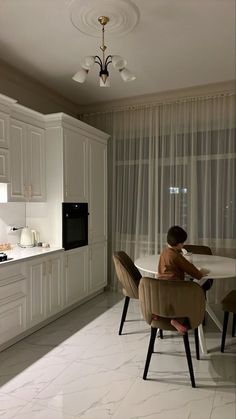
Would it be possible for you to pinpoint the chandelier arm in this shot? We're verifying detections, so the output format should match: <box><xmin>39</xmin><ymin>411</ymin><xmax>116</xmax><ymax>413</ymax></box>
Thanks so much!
<box><xmin>105</xmin><ymin>55</ymin><xmax>112</xmax><ymax>68</ymax></box>
<box><xmin>94</xmin><ymin>55</ymin><xmax>103</xmax><ymax>68</ymax></box>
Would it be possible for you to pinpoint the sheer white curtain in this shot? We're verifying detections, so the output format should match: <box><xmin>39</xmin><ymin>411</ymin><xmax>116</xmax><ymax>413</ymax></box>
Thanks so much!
<box><xmin>81</xmin><ymin>93</ymin><xmax>236</xmax><ymax>301</ymax></box>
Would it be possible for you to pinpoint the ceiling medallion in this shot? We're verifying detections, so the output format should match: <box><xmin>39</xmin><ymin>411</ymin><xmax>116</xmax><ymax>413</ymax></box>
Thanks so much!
<box><xmin>70</xmin><ymin>0</ymin><xmax>139</xmax><ymax>37</ymax></box>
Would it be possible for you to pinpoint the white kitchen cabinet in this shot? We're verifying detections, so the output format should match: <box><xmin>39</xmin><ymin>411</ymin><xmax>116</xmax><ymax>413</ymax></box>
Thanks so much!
<box><xmin>45</xmin><ymin>114</ymin><xmax>109</xmax><ymax>249</ymax></box>
<box><xmin>88</xmin><ymin>241</ymin><xmax>107</xmax><ymax>295</ymax></box>
<box><xmin>0</xmin><ymin>263</ymin><xmax>27</xmax><ymax>346</ymax></box>
<box><xmin>27</xmin><ymin>256</ymin><xmax>46</xmax><ymax>326</ymax></box>
<box><xmin>88</xmin><ymin>139</ymin><xmax>107</xmax><ymax>243</ymax></box>
<box><xmin>64</xmin><ymin>127</ymin><xmax>88</xmax><ymax>202</ymax></box>
<box><xmin>27</xmin><ymin>252</ymin><xmax>63</xmax><ymax>327</ymax></box>
<box><xmin>8</xmin><ymin>117</ymin><xmax>46</xmax><ymax>202</ymax></box>
<box><xmin>46</xmin><ymin>254</ymin><xmax>62</xmax><ymax>317</ymax></box>
<box><xmin>63</xmin><ymin>247</ymin><xmax>89</xmax><ymax>307</ymax></box>
<box><xmin>0</xmin><ymin>110</ymin><xmax>11</xmax><ymax>182</ymax></box>
<box><xmin>0</xmin><ymin>110</ymin><xmax>9</xmax><ymax>148</ymax></box>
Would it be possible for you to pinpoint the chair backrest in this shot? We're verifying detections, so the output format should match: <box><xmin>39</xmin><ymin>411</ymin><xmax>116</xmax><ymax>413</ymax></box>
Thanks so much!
<box><xmin>183</xmin><ymin>244</ymin><xmax>212</xmax><ymax>255</ymax></box>
<box><xmin>113</xmin><ymin>251</ymin><xmax>142</xmax><ymax>299</ymax></box>
<box><xmin>139</xmin><ymin>277</ymin><xmax>205</xmax><ymax>330</ymax></box>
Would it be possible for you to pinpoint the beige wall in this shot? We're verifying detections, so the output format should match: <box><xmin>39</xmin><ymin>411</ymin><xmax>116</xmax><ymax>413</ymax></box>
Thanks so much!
<box><xmin>0</xmin><ymin>59</ymin><xmax>81</xmax><ymax>117</ymax></box>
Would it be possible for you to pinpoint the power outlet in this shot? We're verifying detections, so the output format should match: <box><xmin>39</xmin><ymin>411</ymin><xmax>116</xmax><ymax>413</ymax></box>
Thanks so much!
<box><xmin>6</xmin><ymin>226</ymin><xmax>18</xmax><ymax>234</ymax></box>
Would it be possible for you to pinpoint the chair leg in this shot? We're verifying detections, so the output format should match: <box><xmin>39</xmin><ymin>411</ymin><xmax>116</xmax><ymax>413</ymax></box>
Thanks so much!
<box><xmin>183</xmin><ymin>332</ymin><xmax>196</xmax><ymax>388</ymax></box>
<box><xmin>194</xmin><ymin>328</ymin><xmax>200</xmax><ymax>360</ymax></box>
<box><xmin>159</xmin><ymin>329</ymin><xmax>163</xmax><ymax>339</ymax></box>
<box><xmin>143</xmin><ymin>327</ymin><xmax>157</xmax><ymax>380</ymax></box>
<box><xmin>221</xmin><ymin>311</ymin><xmax>229</xmax><ymax>352</ymax></box>
<box><xmin>232</xmin><ymin>313</ymin><xmax>236</xmax><ymax>337</ymax></box>
<box><xmin>119</xmin><ymin>296</ymin><xmax>130</xmax><ymax>335</ymax></box>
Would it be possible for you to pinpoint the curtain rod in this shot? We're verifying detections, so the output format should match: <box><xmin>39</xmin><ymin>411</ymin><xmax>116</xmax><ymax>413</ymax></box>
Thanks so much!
<box><xmin>79</xmin><ymin>90</ymin><xmax>235</xmax><ymax>118</ymax></box>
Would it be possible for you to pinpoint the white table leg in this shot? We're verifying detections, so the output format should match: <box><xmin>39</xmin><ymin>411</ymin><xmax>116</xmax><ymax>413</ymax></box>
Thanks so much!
<box><xmin>198</xmin><ymin>324</ymin><xmax>208</xmax><ymax>354</ymax></box>
<box><xmin>205</xmin><ymin>301</ymin><xmax>223</xmax><ymax>331</ymax></box>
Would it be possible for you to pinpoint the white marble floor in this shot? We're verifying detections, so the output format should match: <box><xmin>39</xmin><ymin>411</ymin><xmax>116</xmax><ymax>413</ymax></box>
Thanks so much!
<box><xmin>0</xmin><ymin>291</ymin><xmax>235</xmax><ymax>419</ymax></box>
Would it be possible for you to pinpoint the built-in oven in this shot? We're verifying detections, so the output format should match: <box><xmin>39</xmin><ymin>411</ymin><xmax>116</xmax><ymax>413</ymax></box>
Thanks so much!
<box><xmin>62</xmin><ymin>203</ymin><xmax>89</xmax><ymax>250</ymax></box>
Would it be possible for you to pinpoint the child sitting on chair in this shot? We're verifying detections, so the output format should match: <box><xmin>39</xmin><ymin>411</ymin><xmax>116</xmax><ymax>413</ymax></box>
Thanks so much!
<box><xmin>155</xmin><ymin>225</ymin><xmax>209</xmax><ymax>334</ymax></box>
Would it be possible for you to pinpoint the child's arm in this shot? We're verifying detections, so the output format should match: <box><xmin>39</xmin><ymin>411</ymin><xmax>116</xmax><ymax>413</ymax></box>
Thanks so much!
<box><xmin>176</xmin><ymin>254</ymin><xmax>205</xmax><ymax>280</ymax></box>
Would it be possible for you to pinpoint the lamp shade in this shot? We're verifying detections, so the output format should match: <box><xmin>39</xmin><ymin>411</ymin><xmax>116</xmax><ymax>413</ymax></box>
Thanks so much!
<box><xmin>119</xmin><ymin>68</ymin><xmax>136</xmax><ymax>82</ymax></box>
<box><xmin>111</xmin><ymin>55</ymin><xmax>127</xmax><ymax>70</ymax></box>
<box><xmin>99</xmin><ymin>76</ymin><xmax>110</xmax><ymax>87</ymax></box>
<box><xmin>81</xmin><ymin>56</ymin><xmax>95</xmax><ymax>70</ymax></box>
<box><xmin>72</xmin><ymin>68</ymin><xmax>88</xmax><ymax>83</ymax></box>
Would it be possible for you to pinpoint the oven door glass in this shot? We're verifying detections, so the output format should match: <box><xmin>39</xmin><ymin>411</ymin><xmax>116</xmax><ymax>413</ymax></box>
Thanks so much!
<box><xmin>62</xmin><ymin>203</ymin><xmax>88</xmax><ymax>250</ymax></box>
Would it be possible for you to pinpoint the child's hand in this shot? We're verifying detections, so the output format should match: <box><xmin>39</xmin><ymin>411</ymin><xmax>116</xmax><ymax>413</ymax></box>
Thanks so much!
<box><xmin>199</xmin><ymin>268</ymin><xmax>210</xmax><ymax>276</ymax></box>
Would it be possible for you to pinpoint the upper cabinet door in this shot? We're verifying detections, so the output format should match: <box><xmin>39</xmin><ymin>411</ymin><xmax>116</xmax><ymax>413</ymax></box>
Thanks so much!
<box><xmin>64</xmin><ymin>128</ymin><xmax>88</xmax><ymax>202</ymax></box>
<box><xmin>0</xmin><ymin>111</ymin><xmax>10</xmax><ymax>183</ymax></box>
<box><xmin>27</xmin><ymin>125</ymin><xmax>46</xmax><ymax>202</ymax></box>
<box><xmin>88</xmin><ymin>139</ymin><xmax>107</xmax><ymax>243</ymax></box>
<box><xmin>8</xmin><ymin>119</ymin><xmax>27</xmax><ymax>201</ymax></box>
<box><xmin>0</xmin><ymin>111</ymin><xmax>9</xmax><ymax>148</ymax></box>
<box><xmin>8</xmin><ymin>119</ymin><xmax>46</xmax><ymax>202</ymax></box>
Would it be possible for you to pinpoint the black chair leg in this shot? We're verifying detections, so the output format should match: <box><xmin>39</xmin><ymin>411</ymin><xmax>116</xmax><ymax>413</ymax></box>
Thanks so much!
<box><xmin>143</xmin><ymin>327</ymin><xmax>157</xmax><ymax>380</ymax></box>
<box><xmin>221</xmin><ymin>311</ymin><xmax>229</xmax><ymax>352</ymax></box>
<box><xmin>232</xmin><ymin>313</ymin><xmax>236</xmax><ymax>337</ymax></box>
<box><xmin>159</xmin><ymin>329</ymin><xmax>163</xmax><ymax>339</ymax></box>
<box><xmin>183</xmin><ymin>332</ymin><xmax>196</xmax><ymax>388</ymax></box>
<box><xmin>194</xmin><ymin>328</ymin><xmax>200</xmax><ymax>360</ymax></box>
<box><xmin>119</xmin><ymin>296</ymin><xmax>130</xmax><ymax>335</ymax></box>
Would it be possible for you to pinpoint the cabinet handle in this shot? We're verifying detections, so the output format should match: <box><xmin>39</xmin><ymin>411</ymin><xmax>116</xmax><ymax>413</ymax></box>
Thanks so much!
<box><xmin>49</xmin><ymin>260</ymin><xmax>52</xmax><ymax>274</ymax></box>
<box><xmin>29</xmin><ymin>184</ymin><xmax>32</xmax><ymax>199</ymax></box>
<box><xmin>24</xmin><ymin>184</ymin><xmax>28</xmax><ymax>199</ymax></box>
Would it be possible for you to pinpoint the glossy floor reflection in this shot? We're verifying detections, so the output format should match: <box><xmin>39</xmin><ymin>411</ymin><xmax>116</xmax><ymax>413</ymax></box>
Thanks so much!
<box><xmin>0</xmin><ymin>291</ymin><xmax>235</xmax><ymax>418</ymax></box>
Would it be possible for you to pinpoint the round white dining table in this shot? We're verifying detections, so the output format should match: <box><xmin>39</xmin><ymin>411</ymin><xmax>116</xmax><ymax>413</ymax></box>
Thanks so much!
<box><xmin>135</xmin><ymin>254</ymin><xmax>236</xmax><ymax>279</ymax></box>
<box><xmin>135</xmin><ymin>254</ymin><xmax>236</xmax><ymax>354</ymax></box>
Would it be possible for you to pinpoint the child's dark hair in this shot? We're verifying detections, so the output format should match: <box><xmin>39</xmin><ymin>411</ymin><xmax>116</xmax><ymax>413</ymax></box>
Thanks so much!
<box><xmin>167</xmin><ymin>226</ymin><xmax>187</xmax><ymax>246</ymax></box>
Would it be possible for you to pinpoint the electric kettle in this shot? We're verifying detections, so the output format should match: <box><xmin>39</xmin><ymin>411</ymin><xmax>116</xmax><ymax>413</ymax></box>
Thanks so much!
<box><xmin>20</xmin><ymin>227</ymin><xmax>35</xmax><ymax>247</ymax></box>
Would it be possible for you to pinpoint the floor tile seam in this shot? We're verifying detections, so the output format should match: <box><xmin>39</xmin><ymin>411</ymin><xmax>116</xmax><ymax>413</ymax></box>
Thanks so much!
<box><xmin>13</xmin><ymin>358</ymin><xmax>77</xmax><ymax>403</ymax></box>
<box><xmin>0</xmin><ymin>391</ymin><xmax>44</xmax><ymax>419</ymax></box>
<box><xmin>10</xmin><ymin>397</ymin><xmax>78</xmax><ymax>419</ymax></box>
<box><xmin>109</xmin><ymin>376</ymin><xmax>140</xmax><ymax>418</ymax></box>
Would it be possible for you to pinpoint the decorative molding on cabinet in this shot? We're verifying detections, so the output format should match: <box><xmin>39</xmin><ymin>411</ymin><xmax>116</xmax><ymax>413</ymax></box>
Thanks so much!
<box><xmin>44</xmin><ymin>113</ymin><xmax>110</xmax><ymax>144</ymax></box>
<box><xmin>0</xmin><ymin>93</ymin><xmax>17</xmax><ymax>114</ymax></box>
<box><xmin>11</xmin><ymin>103</ymin><xmax>45</xmax><ymax>128</ymax></box>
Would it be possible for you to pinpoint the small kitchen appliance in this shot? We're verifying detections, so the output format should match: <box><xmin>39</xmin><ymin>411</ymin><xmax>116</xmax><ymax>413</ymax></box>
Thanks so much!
<box><xmin>0</xmin><ymin>252</ymin><xmax>8</xmax><ymax>262</ymax></box>
<box><xmin>19</xmin><ymin>227</ymin><xmax>35</xmax><ymax>247</ymax></box>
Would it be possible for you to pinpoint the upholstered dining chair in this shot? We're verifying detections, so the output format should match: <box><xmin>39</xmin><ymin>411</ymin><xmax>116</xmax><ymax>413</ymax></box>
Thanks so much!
<box><xmin>220</xmin><ymin>290</ymin><xmax>236</xmax><ymax>352</ymax></box>
<box><xmin>139</xmin><ymin>277</ymin><xmax>206</xmax><ymax>388</ymax></box>
<box><xmin>183</xmin><ymin>244</ymin><xmax>213</xmax><ymax>256</ymax></box>
<box><xmin>113</xmin><ymin>251</ymin><xmax>142</xmax><ymax>335</ymax></box>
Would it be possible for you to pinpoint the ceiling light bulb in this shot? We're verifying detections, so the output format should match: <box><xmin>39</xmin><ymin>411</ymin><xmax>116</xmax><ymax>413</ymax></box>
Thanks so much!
<box><xmin>81</xmin><ymin>56</ymin><xmax>95</xmax><ymax>70</ymax></box>
<box><xmin>72</xmin><ymin>68</ymin><xmax>88</xmax><ymax>83</ymax></box>
<box><xmin>119</xmin><ymin>68</ymin><xmax>136</xmax><ymax>82</ymax></box>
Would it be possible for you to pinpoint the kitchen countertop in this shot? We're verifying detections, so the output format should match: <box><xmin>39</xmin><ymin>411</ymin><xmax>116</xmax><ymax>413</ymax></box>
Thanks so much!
<box><xmin>0</xmin><ymin>245</ymin><xmax>64</xmax><ymax>265</ymax></box>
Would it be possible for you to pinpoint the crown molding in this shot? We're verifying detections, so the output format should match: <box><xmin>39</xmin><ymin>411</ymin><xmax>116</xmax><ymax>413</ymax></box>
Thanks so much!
<box><xmin>79</xmin><ymin>80</ymin><xmax>236</xmax><ymax>115</ymax></box>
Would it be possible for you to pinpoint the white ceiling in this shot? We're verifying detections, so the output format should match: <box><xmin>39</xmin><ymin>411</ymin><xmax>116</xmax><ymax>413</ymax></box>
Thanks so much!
<box><xmin>0</xmin><ymin>0</ymin><xmax>235</xmax><ymax>106</ymax></box>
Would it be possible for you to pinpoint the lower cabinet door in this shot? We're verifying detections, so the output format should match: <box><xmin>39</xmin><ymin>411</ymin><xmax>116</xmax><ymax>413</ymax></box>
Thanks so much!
<box><xmin>28</xmin><ymin>258</ymin><xmax>46</xmax><ymax>327</ymax></box>
<box><xmin>28</xmin><ymin>253</ymin><xmax>64</xmax><ymax>326</ymax></box>
<box><xmin>0</xmin><ymin>297</ymin><xmax>27</xmax><ymax>345</ymax></box>
<box><xmin>89</xmin><ymin>241</ymin><xmax>107</xmax><ymax>294</ymax></box>
<box><xmin>64</xmin><ymin>247</ymin><xmax>89</xmax><ymax>307</ymax></box>
<box><xmin>46</xmin><ymin>255</ymin><xmax>62</xmax><ymax>316</ymax></box>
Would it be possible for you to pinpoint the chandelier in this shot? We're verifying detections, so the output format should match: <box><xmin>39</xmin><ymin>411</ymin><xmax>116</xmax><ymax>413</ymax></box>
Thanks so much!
<box><xmin>72</xmin><ymin>16</ymin><xmax>136</xmax><ymax>87</ymax></box>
